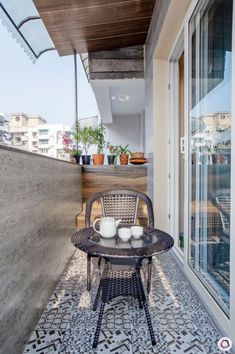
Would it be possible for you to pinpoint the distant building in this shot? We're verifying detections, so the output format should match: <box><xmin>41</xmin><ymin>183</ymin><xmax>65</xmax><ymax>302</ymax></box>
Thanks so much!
<box><xmin>9</xmin><ymin>113</ymin><xmax>47</xmax><ymax>150</ymax></box>
<box><xmin>0</xmin><ymin>113</ymin><xmax>12</xmax><ymax>145</ymax></box>
<box><xmin>27</xmin><ymin>124</ymin><xmax>72</xmax><ymax>159</ymax></box>
<box><xmin>203</xmin><ymin>112</ymin><xmax>231</xmax><ymax>132</ymax></box>
<box><xmin>79</xmin><ymin>116</ymin><xmax>99</xmax><ymax>128</ymax></box>
<box><xmin>8</xmin><ymin>113</ymin><xmax>72</xmax><ymax>159</ymax></box>
<box><xmin>192</xmin><ymin>112</ymin><xmax>231</xmax><ymax>152</ymax></box>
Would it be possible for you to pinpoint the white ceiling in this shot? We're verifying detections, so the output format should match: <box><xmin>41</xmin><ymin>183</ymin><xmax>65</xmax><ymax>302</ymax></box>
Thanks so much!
<box><xmin>91</xmin><ymin>79</ymin><xmax>145</xmax><ymax>124</ymax></box>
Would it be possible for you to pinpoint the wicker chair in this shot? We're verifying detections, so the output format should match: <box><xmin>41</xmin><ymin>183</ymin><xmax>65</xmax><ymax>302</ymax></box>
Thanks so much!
<box><xmin>85</xmin><ymin>189</ymin><xmax>154</xmax><ymax>292</ymax></box>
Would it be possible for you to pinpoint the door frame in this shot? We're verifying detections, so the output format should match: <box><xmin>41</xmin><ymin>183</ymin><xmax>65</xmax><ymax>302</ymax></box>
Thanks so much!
<box><xmin>169</xmin><ymin>31</ymin><xmax>186</xmax><ymax>260</ymax></box>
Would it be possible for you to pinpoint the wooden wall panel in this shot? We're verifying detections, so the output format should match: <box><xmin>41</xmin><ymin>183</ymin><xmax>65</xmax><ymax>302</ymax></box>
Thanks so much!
<box><xmin>77</xmin><ymin>165</ymin><xmax>148</xmax><ymax>228</ymax></box>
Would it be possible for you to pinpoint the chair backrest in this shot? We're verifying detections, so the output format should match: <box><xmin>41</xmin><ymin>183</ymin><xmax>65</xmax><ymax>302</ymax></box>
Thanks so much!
<box><xmin>85</xmin><ymin>189</ymin><xmax>154</xmax><ymax>228</ymax></box>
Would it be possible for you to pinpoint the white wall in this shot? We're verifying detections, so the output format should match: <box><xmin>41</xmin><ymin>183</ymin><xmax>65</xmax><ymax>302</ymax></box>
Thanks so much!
<box><xmin>103</xmin><ymin>113</ymin><xmax>144</xmax><ymax>155</ymax></box>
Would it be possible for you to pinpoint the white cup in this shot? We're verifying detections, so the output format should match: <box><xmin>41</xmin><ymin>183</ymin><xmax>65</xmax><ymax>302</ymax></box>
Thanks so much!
<box><xmin>130</xmin><ymin>226</ymin><xmax>143</xmax><ymax>239</ymax></box>
<box><xmin>118</xmin><ymin>228</ymin><xmax>131</xmax><ymax>242</ymax></box>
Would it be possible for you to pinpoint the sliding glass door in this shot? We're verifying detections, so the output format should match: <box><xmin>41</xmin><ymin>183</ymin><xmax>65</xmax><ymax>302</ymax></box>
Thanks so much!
<box><xmin>188</xmin><ymin>0</ymin><xmax>232</xmax><ymax>315</ymax></box>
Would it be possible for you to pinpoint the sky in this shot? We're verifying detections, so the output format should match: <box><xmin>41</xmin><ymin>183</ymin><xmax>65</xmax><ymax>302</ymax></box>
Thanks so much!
<box><xmin>0</xmin><ymin>22</ymin><xmax>98</xmax><ymax>127</ymax></box>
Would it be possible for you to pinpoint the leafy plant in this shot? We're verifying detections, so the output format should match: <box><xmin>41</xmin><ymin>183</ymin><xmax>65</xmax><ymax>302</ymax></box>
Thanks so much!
<box><xmin>114</xmin><ymin>144</ymin><xmax>131</xmax><ymax>165</ymax></box>
<box><xmin>117</xmin><ymin>144</ymin><xmax>131</xmax><ymax>155</ymax></box>
<box><xmin>71</xmin><ymin>148</ymin><xmax>82</xmax><ymax>156</ymax></box>
<box><xmin>106</xmin><ymin>141</ymin><xmax>118</xmax><ymax>155</ymax></box>
<box><xmin>73</xmin><ymin>122</ymin><xmax>94</xmax><ymax>155</ymax></box>
<box><xmin>92</xmin><ymin>123</ymin><xmax>106</xmax><ymax>154</ymax></box>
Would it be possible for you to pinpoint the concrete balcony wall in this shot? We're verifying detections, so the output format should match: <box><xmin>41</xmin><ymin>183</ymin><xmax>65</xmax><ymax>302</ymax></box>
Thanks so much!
<box><xmin>0</xmin><ymin>146</ymin><xmax>82</xmax><ymax>354</ymax></box>
<box><xmin>88</xmin><ymin>45</ymin><xmax>144</xmax><ymax>80</ymax></box>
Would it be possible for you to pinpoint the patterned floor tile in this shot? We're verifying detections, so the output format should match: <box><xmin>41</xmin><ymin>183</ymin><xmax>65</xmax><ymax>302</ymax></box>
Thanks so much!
<box><xmin>23</xmin><ymin>250</ymin><xmax>228</xmax><ymax>354</ymax></box>
<box><xmin>23</xmin><ymin>329</ymin><xmax>65</xmax><ymax>354</ymax></box>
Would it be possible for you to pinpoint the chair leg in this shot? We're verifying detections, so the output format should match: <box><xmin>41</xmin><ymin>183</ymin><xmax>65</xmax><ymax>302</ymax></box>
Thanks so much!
<box><xmin>87</xmin><ymin>254</ymin><xmax>91</xmax><ymax>291</ymax></box>
<box><xmin>147</xmin><ymin>257</ymin><xmax>152</xmax><ymax>294</ymax></box>
<box><xmin>137</xmin><ymin>269</ymin><xmax>156</xmax><ymax>346</ymax></box>
<box><xmin>142</xmin><ymin>302</ymin><xmax>156</xmax><ymax>345</ymax></box>
<box><xmin>92</xmin><ymin>302</ymin><xmax>105</xmax><ymax>348</ymax></box>
<box><xmin>92</xmin><ymin>263</ymin><xmax>111</xmax><ymax>348</ymax></box>
<box><xmin>134</xmin><ymin>272</ymin><xmax>143</xmax><ymax>309</ymax></box>
<box><xmin>93</xmin><ymin>279</ymin><xmax>103</xmax><ymax>311</ymax></box>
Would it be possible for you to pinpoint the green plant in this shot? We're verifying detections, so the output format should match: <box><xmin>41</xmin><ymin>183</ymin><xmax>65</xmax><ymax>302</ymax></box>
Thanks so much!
<box><xmin>117</xmin><ymin>144</ymin><xmax>131</xmax><ymax>155</ymax></box>
<box><xmin>71</xmin><ymin>148</ymin><xmax>82</xmax><ymax>156</ymax></box>
<box><xmin>114</xmin><ymin>144</ymin><xmax>131</xmax><ymax>165</ymax></box>
<box><xmin>92</xmin><ymin>123</ymin><xmax>106</xmax><ymax>153</ymax></box>
<box><xmin>73</xmin><ymin>122</ymin><xmax>94</xmax><ymax>155</ymax></box>
<box><xmin>106</xmin><ymin>141</ymin><xmax>118</xmax><ymax>155</ymax></box>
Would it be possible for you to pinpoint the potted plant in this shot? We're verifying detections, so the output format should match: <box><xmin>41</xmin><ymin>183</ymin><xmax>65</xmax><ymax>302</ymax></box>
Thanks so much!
<box><xmin>71</xmin><ymin>148</ymin><xmax>82</xmax><ymax>164</ymax></box>
<box><xmin>92</xmin><ymin>123</ymin><xmax>106</xmax><ymax>165</ymax></box>
<box><xmin>73</xmin><ymin>122</ymin><xmax>94</xmax><ymax>165</ymax></box>
<box><xmin>106</xmin><ymin>141</ymin><xmax>118</xmax><ymax>165</ymax></box>
<box><xmin>116</xmin><ymin>144</ymin><xmax>131</xmax><ymax>165</ymax></box>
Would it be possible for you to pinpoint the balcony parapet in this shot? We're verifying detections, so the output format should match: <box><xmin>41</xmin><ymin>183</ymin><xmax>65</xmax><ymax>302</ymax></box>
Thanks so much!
<box><xmin>0</xmin><ymin>145</ymin><xmax>82</xmax><ymax>354</ymax></box>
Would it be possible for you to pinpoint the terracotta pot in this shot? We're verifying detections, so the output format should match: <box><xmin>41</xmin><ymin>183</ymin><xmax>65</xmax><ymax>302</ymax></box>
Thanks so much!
<box><xmin>93</xmin><ymin>153</ymin><xmax>105</xmax><ymax>165</ymax></box>
<box><xmin>119</xmin><ymin>153</ymin><xmax>129</xmax><ymax>165</ymax></box>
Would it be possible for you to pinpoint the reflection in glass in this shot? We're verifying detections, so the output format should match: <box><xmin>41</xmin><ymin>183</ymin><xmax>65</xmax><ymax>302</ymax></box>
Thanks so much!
<box><xmin>189</xmin><ymin>0</ymin><xmax>232</xmax><ymax>315</ymax></box>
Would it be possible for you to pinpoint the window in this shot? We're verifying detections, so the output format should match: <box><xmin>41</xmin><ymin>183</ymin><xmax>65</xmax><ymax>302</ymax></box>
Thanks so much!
<box><xmin>39</xmin><ymin>129</ymin><xmax>48</xmax><ymax>135</ymax></box>
<box><xmin>39</xmin><ymin>139</ymin><xmax>49</xmax><ymax>145</ymax></box>
<box><xmin>39</xmin><ymin>148</ymin><xmax>49</xmax><ymax>154</ymax></box>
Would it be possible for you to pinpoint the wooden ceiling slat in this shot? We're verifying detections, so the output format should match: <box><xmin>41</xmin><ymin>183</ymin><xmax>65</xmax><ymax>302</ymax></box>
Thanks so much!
<box><xmin>39</xmin><ymin>2</ymin><xmax>154</xmax><ymax>30</ymax></box>
<box><xmin>58</xmin><ymin>33</ymin><xmax>147</xmax><ymax>56</ymax></box>
<box><xmin>51</xmin><ymin>18</ymin><xmax>150</xmax><ymax>43</ymax></box>
<box><xmin>32</xmin><ymin>0</ymin><xmax>155</xmax><ymax>54</ymax></box>
<box><xmin>34</xmin><ymin>0</ymin><xmax>148</xmax><ymax>13</ymax></box>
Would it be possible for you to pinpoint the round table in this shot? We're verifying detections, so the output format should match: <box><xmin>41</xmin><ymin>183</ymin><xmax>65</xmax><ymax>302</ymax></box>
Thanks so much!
<box><xmin>72</xmin><ymin>227</ymin><xmax>174</xmax><ymax>348</ymax></box>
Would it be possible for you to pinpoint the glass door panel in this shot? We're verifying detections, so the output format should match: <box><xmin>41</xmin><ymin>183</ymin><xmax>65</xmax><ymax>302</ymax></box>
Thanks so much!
<box><xmin>189</xmin><ymin>0</ymin><xmax>232</xmax><ymax>315</ymax></box>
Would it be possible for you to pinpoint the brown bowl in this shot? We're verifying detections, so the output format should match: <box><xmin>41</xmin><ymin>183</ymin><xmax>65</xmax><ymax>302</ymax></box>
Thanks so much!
<box><xmin>131</xmin><ymin>152</ymin><xmax>145</xmax><ymax>159</ymax></box>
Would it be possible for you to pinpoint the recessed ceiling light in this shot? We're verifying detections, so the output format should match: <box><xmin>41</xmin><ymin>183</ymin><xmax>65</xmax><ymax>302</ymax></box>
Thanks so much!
<box><xmin>111</xmin><ymin>95</ymin><xmax>116</xmax><ymax>100</ymax></box>
<box><xmin>118</xmin><ymin>94</ymin><xmax>130</xmax><ymax>102</ymax></box>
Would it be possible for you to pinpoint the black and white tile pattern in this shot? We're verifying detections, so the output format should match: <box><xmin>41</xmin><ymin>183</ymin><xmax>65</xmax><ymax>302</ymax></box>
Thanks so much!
<box><xmin>23</xmin><ymin>250</ymin><xmax>229</xmax><ymax>354</ymax></box>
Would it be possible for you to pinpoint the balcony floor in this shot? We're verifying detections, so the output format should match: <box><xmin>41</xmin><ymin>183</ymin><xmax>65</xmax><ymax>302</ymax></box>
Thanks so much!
<box><xmin>24</xmin><ymin>250</ymin><xmax>223</xmax><ymax>354</ymax></box>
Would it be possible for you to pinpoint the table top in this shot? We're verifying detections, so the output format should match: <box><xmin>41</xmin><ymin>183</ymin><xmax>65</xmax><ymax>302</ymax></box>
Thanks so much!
<box><xmin>71</xmin><ymin>227</ymin><xmax>174</xmax><ymax>259</ymax></box>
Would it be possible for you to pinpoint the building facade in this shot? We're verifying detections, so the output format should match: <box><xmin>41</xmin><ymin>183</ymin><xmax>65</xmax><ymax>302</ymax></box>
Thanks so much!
<box><xmin>9</xmin><ymin>113</ymin><xmax>47</xmax><ymax>150</ymax></box>
<box><xmin>27</xmin><ymin>124</ymin><xmax>72</xmax><ymax>159</ymax></box>
<box><xmin>0</xmin><ymin>113</ymin><xmax>11</xmax><ymax>145</ymax></box>
<box><xmin>8</xmin><ymin>113</ymin><xmax>71</xmax><ymax>159</ymax></box>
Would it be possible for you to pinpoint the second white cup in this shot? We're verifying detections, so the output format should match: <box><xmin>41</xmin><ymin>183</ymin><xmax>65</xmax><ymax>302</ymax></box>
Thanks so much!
<box><xmin>130</xmin><ymin>226</ymin><xmax>144</xmax><ymax>239</ymax></box>
<box><xmin>118</xmin><ymin>228</ymin><xmax>132</xmax><ymax>242</ymax></box>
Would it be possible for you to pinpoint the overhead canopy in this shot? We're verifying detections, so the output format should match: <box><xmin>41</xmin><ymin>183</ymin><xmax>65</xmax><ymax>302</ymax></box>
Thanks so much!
<box><xmin>0</xmin><ymin>0</ymin><xmax>55</xmax><ymax>62</ymax></box>
<box><xmin>32</xmin><ymin>0</ymin><xmax>155</xmax><ymax>56</ymax></box>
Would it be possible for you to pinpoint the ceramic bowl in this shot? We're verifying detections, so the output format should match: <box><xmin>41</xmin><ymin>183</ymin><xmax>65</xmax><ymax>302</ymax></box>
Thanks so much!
<box><xmin>131</xmin><ymin>152</ymin><xmax>145</xmax><ymax>159</ymax></box>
